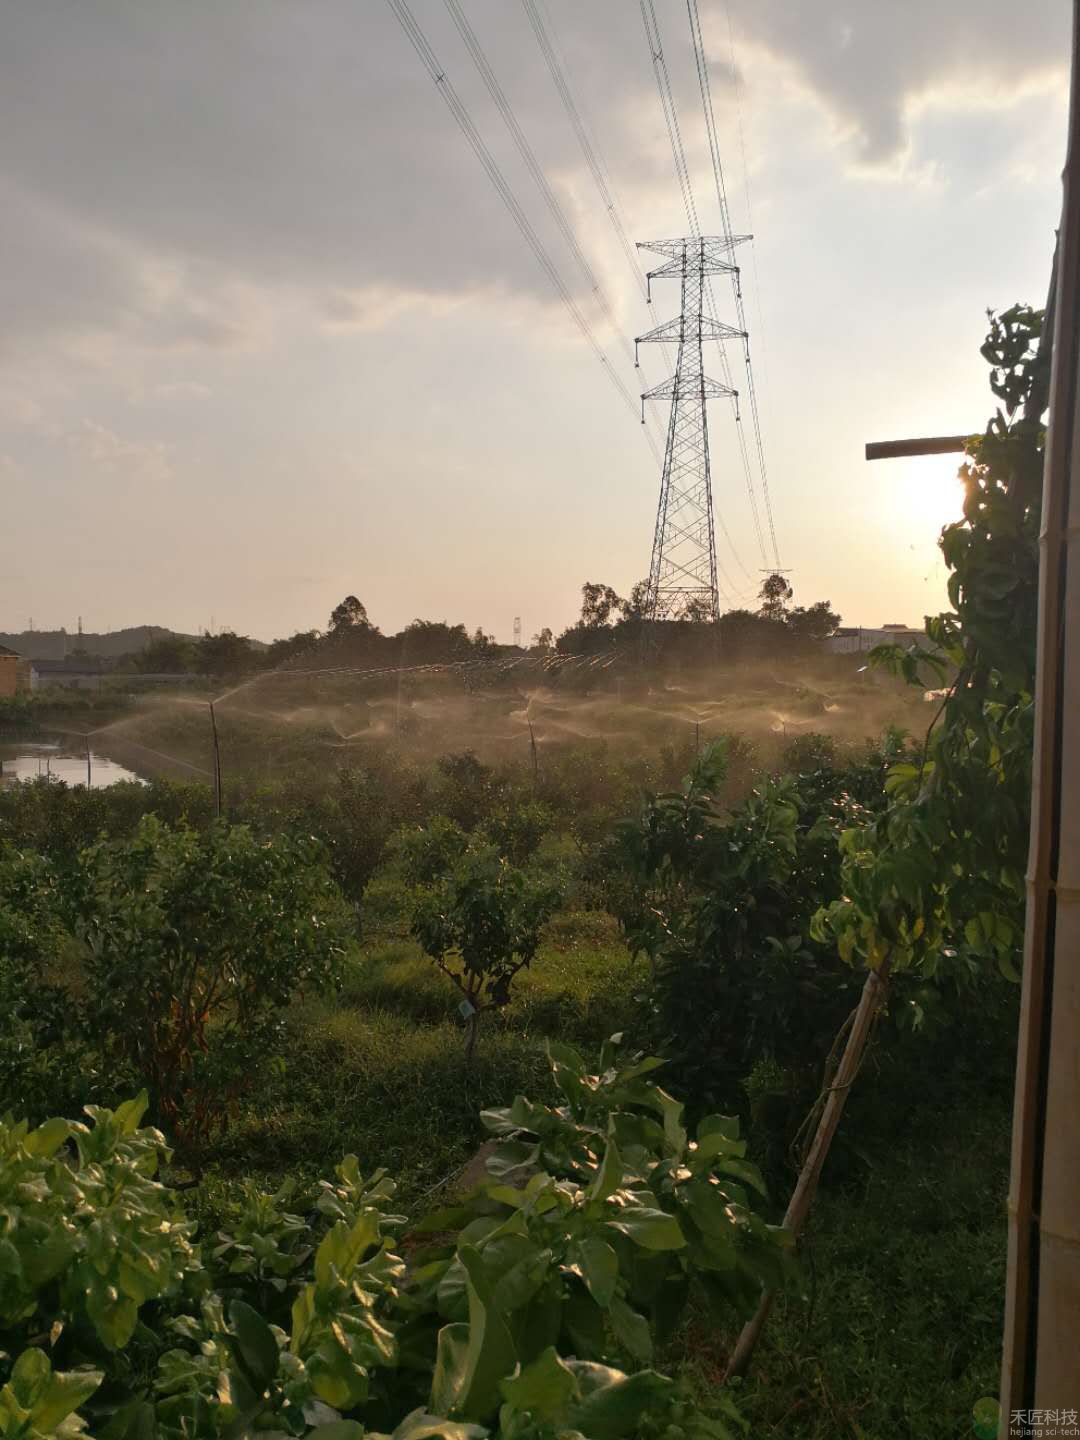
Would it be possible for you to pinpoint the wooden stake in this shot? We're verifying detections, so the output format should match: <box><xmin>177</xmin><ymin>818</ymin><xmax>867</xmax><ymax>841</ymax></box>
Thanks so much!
<box><xmin>86</xmin><ymin>737</ymin><xmax>91</xmax><ymax>790</ymax></box>
<box><xmin>725</xmin><ymin>959</ymin><xmax>892</xmax><ymax>1380</ymax></box>
<box><xmin>528</xmin><ymin>720</ymin><xmax>539</xmax><ymax>783</ymax></box>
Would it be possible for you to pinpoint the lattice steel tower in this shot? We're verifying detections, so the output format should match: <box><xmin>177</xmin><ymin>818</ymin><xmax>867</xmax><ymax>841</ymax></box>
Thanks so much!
<box><xmin>635</xmin><ymin>236</ymin><xmax>749</xmax><ymax>621</ymax></box>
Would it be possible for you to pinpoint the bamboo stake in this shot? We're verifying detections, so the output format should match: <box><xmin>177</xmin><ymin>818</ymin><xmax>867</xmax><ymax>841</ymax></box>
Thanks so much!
<box><xmin>1001</xmin><ymin>0</ymin><xmax>1080</xmax><ymax>1407</ymax></box>
<box><xmin>725</xmin><ymin>959</ymin><xmax>891</xmax><ymax>1380</ymax></box>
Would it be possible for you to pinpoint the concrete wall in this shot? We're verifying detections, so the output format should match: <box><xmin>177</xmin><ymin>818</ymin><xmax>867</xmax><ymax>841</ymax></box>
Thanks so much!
<box><xmin>31</xmin><ymin>671</ymin><xmax>106</xmax><ymax>691</ymax></box>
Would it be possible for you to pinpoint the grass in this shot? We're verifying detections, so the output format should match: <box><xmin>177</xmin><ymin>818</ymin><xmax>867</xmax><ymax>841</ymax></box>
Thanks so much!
<box><xmin>215</xmin><ymin>916</ymin><xmax>639</xmax><ymax>1203</ymax></box>
<box><xmin>682</xmin><ymin>1077</ymin><xmax>1011</xmax><ymax>1439</ymax></box>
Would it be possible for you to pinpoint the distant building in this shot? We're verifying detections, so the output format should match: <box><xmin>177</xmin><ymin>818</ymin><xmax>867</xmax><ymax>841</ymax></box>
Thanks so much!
<box><xmin>0</xmin><ymin>645</ymin><xmax>18</xmax><ymax>698</ymax></box>
<box><xmin>29</xmin><ymin>657</ymin><xmax>109</xmax><ymax>691</ymax></box>
<box><xmin>826</xmin><ymin>624</ymin><xmax>924</xmax><ymax>655</ymax></box>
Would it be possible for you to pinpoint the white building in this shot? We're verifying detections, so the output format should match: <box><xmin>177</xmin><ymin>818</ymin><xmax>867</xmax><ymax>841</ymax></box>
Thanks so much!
<box><xmin>826</xmin><ymin>623</ymin><xmax>924</xmax><ymax>655</ymax></box>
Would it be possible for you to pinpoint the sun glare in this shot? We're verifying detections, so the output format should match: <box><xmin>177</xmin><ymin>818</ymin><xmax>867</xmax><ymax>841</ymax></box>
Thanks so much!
<box><xmin>885</xmin><ymin>453</ymin><xmax>967</xmax><ymax>544</ymax></box>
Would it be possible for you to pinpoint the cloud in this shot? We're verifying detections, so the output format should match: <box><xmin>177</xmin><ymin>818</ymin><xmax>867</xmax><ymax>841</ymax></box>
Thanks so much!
<box><xmin>321</xmin><ymin>284</ymin><xmax>468</xmax><ymax>331</ymax></box>
<box><xmin>720</xmin><ymin>0</ymin><xmax>1067</xmax><ymax>164</ymax></box>
<box><xmin>150</xmin><ymin>382</ymin><xmax>213</xmax><ymax>401</ymax></box>
<box><xmin>67</xmin><ymin>420</ymin><xmax>172</xmax><ymax>486</ymax></box>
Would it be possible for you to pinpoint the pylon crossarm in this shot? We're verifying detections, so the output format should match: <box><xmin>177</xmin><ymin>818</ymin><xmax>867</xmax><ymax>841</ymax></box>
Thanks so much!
<box><xmin>641</xmin><ymin>374</ymin><xmax>735</xmax><ymax>404</ymax></box>
<box><xmin>645</xmin><ymin>255</ymin><xmax>738</xmax><ymax>283</ymax></box>
<box><xmin>701</xmin><ymin>376</ymin><xmax>738</xmax><ymax>400</ymax></box>
<box><xmin>638</xmin><ymin>235</ymin><xmax>751</xmax><ymax>259</ymax></box>
<box><xmin>636</xmin><ymin>315</ymin><xmax>745</xmax><ymax>348</ymax></box>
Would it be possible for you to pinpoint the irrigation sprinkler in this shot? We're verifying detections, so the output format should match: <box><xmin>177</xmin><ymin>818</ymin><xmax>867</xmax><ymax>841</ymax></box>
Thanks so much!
<box><xmin>528</xmin><ymin>719</ymin><xmax>539</xmax><ymax>783</ymax></box>
<box><xmin>208</xmin><ymin>702</ymin><xmax>223</xmax><ymax>817</ymax></box>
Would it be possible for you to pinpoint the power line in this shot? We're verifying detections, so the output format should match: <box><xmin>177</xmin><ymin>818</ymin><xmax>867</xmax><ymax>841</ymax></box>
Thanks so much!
<box><xmin>383</xmin><ymin>0</ymin><xmax>661</xmax><ymax>463</ymax></box>
<box><xmin>685</xmin><ymin>0</ymin><xmax>780</xmax><ymax>569</ymax></box>
<box><xmin>521</xmin><ymin>0</ymin><xmax>649</xmax><ymax>300</ymax></box>
<box><xmin>440</xmin><ymin>0</ymin><xmax>664</xmax><ymax>444</ymax></box>
<box><xmin>640</xmin><ymin>0</ymin><xmax>699</xmax><ymax>234</ymax></box>
<box><xmin>517</xmin><ymin>0</ymin><xmax>673</xmax><ymax>433</ymax></box>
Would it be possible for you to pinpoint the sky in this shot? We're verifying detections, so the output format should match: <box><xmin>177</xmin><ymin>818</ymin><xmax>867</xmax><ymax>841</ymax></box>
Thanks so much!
<box><xmin>0</xmin><ymin>0</ymin><xmax>1071</xmax><ymax>643</ymax></box>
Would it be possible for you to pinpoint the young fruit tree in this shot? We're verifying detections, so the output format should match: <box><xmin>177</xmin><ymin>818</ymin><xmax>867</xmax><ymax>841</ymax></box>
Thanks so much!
<box><xmin>411</xmin><ymin>844</ymin><xmax>561</xmax><ymax>1058</ymax></box>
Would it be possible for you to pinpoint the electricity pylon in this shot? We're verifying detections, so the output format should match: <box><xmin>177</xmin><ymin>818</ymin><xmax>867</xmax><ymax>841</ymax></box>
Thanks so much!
<box><xmin>635</xmin><ymin>236</ymin><xmax>749</xmax><ymax>622</ymax></box>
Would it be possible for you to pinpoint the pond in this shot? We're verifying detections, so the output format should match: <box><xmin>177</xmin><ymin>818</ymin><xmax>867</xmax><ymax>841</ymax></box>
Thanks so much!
<box><xmin>0</xmin><ymin>738</ymin><xmax>145</xmax><ymax>789</ymax></box>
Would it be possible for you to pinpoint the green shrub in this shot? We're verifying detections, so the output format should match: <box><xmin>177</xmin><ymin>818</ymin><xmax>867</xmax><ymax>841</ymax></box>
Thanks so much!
<box><xmin>0</xmin><ymin>847</ymin><xmax>76</xmax><ymax>1114</ymax></box>
<box><xmin>67</xmin><ymin>816</ymin><xmax>354</xmax><ymax>1149</ymax></box>
<box><xmin>604</xmin><ymin>742</ymin><xmax>878</xmax><ymax>1113</ymax></box>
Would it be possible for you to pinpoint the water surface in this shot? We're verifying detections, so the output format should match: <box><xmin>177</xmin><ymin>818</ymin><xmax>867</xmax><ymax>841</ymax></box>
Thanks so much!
<box><xmin>0</xmin><ymin>738</ymin><xmax>144</xmax><ymax>789</ymax></box>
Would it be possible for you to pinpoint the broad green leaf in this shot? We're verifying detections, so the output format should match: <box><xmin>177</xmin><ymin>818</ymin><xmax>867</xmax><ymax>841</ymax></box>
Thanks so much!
<box><xmin>588</xmin><ymin>1137</ymin><xmax>623</xmax><ymax>1205</ymax></box>
<box><xmin>308</xmin><ymin>1340</ymin><xmax>369</xmax><ymax>1411</ymax></box>
<box><xmin>112</xmin><ymin>1093</ymin><xmax>150</xmax><ymax>1135</ymax></box>
<box><xmin>484</xmin><ymin>1142</ymin><xmax>540</xmax><ymax>1180</ymax></box>
<box><xmin>290</xmin><ymin>1284</ymin><xmax>317</xmax><ymax>1353</ymax></box>
<box><xmin>447</xmin><ymin>1247</ymin><xmax>518</xmax><ymax>1421</ymax></box>
<box><xmin>430</xmin><ymin>1323</ymin><xmax>471</xmax><ymax>1420</ymax></box>
<box><xmin>10</xmin><ymin>1348</ymin><xmax>51</xmax><ymax>1408</ymax></box>
<box><xmin>86</xmin><ymin>1287</ymin><xmax>139</xmax><ymax>1351</ymax></box>
<box><xmin>697</xmin><ymin>1114</ymin><xmax>740</xmax><ymax>1143</ymax></box>
<box><xmin>998</xmin><ymin>951</ymin><xmax>1021</xmax><ymax>982</ymax></box>
<box><xmin>491</xmin><ymin>1250</ymin><xmax>549</xmax><ymax>1315</ymax></box>
<box><xmin>499</xmin><ymin>1346</ymin><xmax>576</xmax><ymax>1419</ymax></box>
<box><xmin>24</xmin><ymin>1118</ymin><xmax>72</xmax><ymax>1159</ymax></box>
<box><xmin>681</xmin><ymin>1180</ymin><xmax>739</xmax><ymax>1243</ymax></box>
<box><xmin>608</xmin><ymin>1297</ymin><xmax>651</xmax><ymax>1362</ymax></box>
<box><xmin>606</xmin><ymin>1208</ymin><xmax>685</xmax><ymax>1252</ymax></box>
<box><xmin>436</xmin><ymin>1257</ymin><xmax>470</xmax><ymax>1322</ymax></box>
<box><xmin>547</xmin><ymin>1042</ymin><xmax>588</xmax><ymax>1107</ymax></box>
<box><xmin>565</xmin><ymin>1366</ymin><xmax>673</xmax><ymax>1439</ymax></box>
<box><xmin>314</xmin><ymin>1213</ymin><xmax>380</xmax><ymax>1291</ymax></box>
<box><xmin>694</xmin><ymin>1131</ymin><xmax>747</xmax><ymax>1163</ymax></box>
<box><xmin>31</xmin><ymin>1369</ymin><xmax>105</xmax><ymax>1432</ymax></box>
<box><xmin>413</xmin><ymin>1207</ymin><xmax>474</xmax><ymax>1235</ymax></box>
<box><xmin>574</xmin><ymin>1237</ymin><xmax>618</xmax><ymax>1308</ymax></box>
<box><xmin>714</xmin><ymin>1158</ymin><xmax>768</xmax><ymax>1197</ymax></box>
<box><xmin>228</xmin><ymin>1300</ymin><xmax>279</xmax><ymax>1389</ymax></box>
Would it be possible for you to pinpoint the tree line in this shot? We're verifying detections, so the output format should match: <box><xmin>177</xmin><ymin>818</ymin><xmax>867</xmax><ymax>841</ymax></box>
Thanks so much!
<box><xmin>112</xmin><ymin>574</ymin><xmax>841</xmax><ymax>679</ymax></box>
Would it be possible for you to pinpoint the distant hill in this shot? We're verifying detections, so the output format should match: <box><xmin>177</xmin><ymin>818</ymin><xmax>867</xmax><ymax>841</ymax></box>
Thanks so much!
<box><xmin>0</xmin><ymin>627</ymin><xmax>201</xmax><ymax>660</ymax></box>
